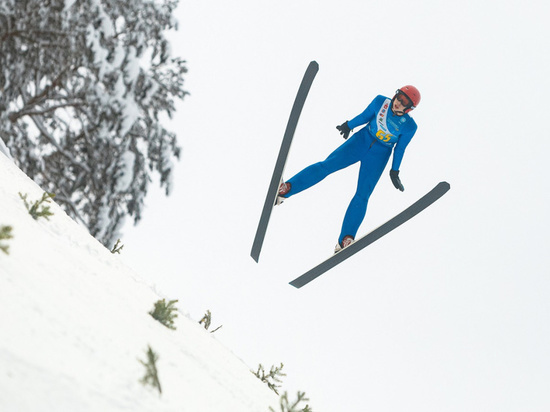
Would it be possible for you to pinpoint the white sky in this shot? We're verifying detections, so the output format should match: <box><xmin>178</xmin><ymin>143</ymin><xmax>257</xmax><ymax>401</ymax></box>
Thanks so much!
<box><xmin>121</xmin><ymin>0</ymin><xmax>550</xmax><ymax>410</ymax></box>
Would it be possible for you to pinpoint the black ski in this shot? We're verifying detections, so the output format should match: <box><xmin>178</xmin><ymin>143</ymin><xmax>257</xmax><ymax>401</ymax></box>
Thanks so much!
<box><xmin>289</xmin><ymin>181</ymin><xmax>451</xmax><ymax>288</ymax></box>
<box><xmin>251</xmin><ymin>61</ymin><xmax>319</xmax><ymax>262</ymax></box>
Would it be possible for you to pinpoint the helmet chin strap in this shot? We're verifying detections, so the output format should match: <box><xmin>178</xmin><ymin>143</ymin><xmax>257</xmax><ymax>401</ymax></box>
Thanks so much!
<box><xmin>390</xmin><ymin>96</ymin><xmax>406</xmax><ymax>116</ymax></box>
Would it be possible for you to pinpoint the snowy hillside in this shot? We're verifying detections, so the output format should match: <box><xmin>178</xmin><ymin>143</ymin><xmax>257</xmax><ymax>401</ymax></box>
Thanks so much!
<box><xmin>0</xmin><ymin>151</ymin><xmax>279</xmax><ymax>411</ymax></box>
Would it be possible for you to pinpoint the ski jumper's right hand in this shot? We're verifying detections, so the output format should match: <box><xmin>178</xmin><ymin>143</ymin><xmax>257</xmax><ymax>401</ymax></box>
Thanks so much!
<box><xmin>336</xmin><ymin>121</ymin><xmax>351</xmax><ymax>139</ymax></box>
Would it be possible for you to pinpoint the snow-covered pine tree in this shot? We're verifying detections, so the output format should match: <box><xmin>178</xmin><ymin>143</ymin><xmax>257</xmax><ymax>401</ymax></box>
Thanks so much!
<box><xmin>0</xmin><ymin>0</ymin><xmax>187</xmax><ymax>246</ymax></box>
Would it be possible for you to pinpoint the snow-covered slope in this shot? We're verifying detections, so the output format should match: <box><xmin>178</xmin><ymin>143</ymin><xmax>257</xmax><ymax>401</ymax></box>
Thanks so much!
<box><xmin>0</xmin><ymin>151</ymin><xmax>279</xmax><ymax>411</ymax></box>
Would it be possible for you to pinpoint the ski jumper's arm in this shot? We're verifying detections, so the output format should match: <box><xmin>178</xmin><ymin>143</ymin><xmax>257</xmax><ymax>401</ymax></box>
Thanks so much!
<box><xmin>346</xmin><ymin>95</ymin><xmax>386</xmax><ymax>130</ymax></box>
<box><xmin>391</xmin><ymin>120</ymin><xmax>417</xmax><ymax>171</ymax></box>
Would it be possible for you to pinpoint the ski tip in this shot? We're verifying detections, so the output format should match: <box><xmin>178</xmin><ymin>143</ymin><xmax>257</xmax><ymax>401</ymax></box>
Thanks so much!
<box><xmin>308</xmin><ymin>61</ymin><xmax>319</xmax><ymax>71</ymax></box>
<box><xmin>289</xmin><ymin>280</ymin><xmax>302</xmax><ymax>289</ymax></box>
<box><xmin>250</xmin><ymin>250</ymin><xmax>260</xmax><ymax>263</ymax></box>
<box><xmin>439</xmin><ymin>181</ymin><xmax>451</xmax><ymax>191</ymax></box>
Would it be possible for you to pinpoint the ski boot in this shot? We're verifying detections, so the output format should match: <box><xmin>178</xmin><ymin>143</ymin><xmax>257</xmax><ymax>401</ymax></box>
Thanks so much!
<box><xmin>334</xmin><ymin>235</ymin><xmax>354</xmax><ymax>254</ymax></box>
<box><xmin>276</xmin><ymin>182</ymin><xmax>291</xmax><ymax>205</ymax></box>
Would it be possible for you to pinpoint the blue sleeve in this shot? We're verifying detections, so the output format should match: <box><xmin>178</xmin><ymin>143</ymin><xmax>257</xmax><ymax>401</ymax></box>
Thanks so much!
<box><xmin>391</xmin><ymin>120</ymin><xmax>417</xmax><ymax>171</ymax></box>
<box><xmin>347</xmin><ymin>95</ymin><xmax>384</xmax><ymax>130</ymax></box>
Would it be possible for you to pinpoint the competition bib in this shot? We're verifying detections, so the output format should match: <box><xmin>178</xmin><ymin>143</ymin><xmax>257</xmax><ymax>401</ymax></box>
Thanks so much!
<box><xmin>374</xmin><ymin>98</ymin><xmax>393</xmax><ymax>143</ymax></box>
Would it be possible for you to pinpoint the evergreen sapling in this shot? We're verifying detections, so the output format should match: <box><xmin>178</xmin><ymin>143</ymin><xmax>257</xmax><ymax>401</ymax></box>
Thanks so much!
<box><xmin>269</xmin><ymin>391</ymin><xmax>312</xmax><ymax>412</ymax></box>
<box><xmin>111</xmin><ymin>239</ymin><xmax>124</xmax><ymax>254</ymax></box>
<box><xmin>199</xmin><ymin>310</ymin><xmax>212</xmax><ymax>330</ymax></box>
<box><xmin>149</xmin><ymin>299</ymin><xmax>178</xmax><ymax>330</ymax></box>
<box><xmin>199</xmin><ymin>309</ymin><xmax>222</xmax><ymax>333</ymax></box>
<box><xmin>0</xmin><ymin>225</ymin><xmax>13</xmax><ymax>255</ymax></box>
<box><xmin>19</xmin><ymin>192</ymin><xmax>55</xmax><ymax>220</ymax></box>
<box><xmin>252</xmin><ymin>363</ymin><xmax>286</xmax><ymax>395</ymax></box>
<box><xmin>139</xmin><ymin>345</ymin><xmax>162</xmax><ymax>395</ymax></box>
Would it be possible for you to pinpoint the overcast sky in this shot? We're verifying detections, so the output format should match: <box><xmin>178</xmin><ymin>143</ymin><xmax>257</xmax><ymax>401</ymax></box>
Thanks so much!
<box><xmin>121</xmin><ymin>1</ymin><xmax>550</xmax><ymax>410</ymax></box>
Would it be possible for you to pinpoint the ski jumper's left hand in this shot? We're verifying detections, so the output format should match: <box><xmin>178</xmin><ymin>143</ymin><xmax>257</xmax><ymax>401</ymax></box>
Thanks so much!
<box><xmin>390</xmin><ymin>169</ymin><xmax>404</xmax><ymax>191</ymax></box>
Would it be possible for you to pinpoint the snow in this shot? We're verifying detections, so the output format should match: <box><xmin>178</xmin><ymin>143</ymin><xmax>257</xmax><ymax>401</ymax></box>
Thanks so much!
<box><xmin>124</xmin><ymin>46</ymin><xmax>141</xmax><ymax>86</ymax></box>
<box><xmin>120</xmin><ymin>94</ymin><xmax>140</xmax><ymax>137</ymax></box>
<box><xmin>85</xmin><ymin>25</ymin><xmax>109</xmax><ymax>80</ymax></box>
<box><xmin>94</xmin><ymin>201</ymin><xmax>112</xmax><ymax>242</ymax></box>
<box><xmin>63</xmin><ymin>0</ymin><xmax>76</xmax><ymax>12</ymax></box>
<box><xmin>141</xmin><ymin>80</ymin><xmax>159</xmax><ymax>106</ymax></box>
<box><xmin>111</xmin><ymin>43</ymin><xmax>126</xmax><ymax>70</ymax></box>
<box><xmin>0</xmin><ymin>152</ymin><xmax>279</xmax><ymax>411</ymax></box>
<box><xmin>115</xmin><ymin>150</ymin><xmax>136</xmax><ymax>193</ymax></box>
<box><xmin>97</xmin><ymin>6</ymin><xmax>115</xmax><ymax>39</ymax></box>
<box><xmin>0</xmin><ymin>138</ymin><xmax>11</xmax><ymax>159</ymax></box>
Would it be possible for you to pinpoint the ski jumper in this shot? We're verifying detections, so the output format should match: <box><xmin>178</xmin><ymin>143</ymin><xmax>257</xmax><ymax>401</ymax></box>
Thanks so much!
<box><xmin>284</xmin><ymin>95</ymin><xmax>417</xmax><ymax>243</ymax></box>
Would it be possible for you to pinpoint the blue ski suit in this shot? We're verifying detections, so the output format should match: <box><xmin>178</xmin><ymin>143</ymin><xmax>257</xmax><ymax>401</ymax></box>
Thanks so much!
<box><xmin>284</xmin><ymin>95</ymin><xmax>417</xmax><ymax>244</ymax></box>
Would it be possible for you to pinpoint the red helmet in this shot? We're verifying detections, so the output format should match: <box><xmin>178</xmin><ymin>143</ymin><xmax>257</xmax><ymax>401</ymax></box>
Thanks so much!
<box><xmin>396</xmin><ymin>85</ymin><xmax>421</xmax><ymax>113</ymax></box>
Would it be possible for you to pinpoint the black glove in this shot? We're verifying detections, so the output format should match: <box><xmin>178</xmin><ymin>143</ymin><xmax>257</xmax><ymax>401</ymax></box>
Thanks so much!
<box><xmin>336</xmin><ymin>121</ymin><xmax>351</xmax><ymax>139</ymax></box>
<box><xmin>390</xmin><ymin>169</ymin><xmax>404</xmax><ymax>191</ymax></box>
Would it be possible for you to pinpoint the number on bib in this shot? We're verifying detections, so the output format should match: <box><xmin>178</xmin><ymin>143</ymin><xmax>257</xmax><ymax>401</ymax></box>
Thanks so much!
<box><xmin>376</xmin><ymin>130</ymin><xmax>392</xmax><ymax>142</ymax></box>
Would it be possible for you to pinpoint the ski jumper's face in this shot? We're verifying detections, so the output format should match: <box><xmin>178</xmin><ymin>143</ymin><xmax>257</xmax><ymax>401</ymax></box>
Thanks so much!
<box><xmin>391</xmin><ymin>94</ymin><xmax>411</xmax><ymax>116</ymax></box>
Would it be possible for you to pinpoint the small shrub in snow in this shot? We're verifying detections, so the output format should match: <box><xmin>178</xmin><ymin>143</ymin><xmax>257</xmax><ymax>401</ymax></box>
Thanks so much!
<box><xmin>139</xmin><ymin>345</ymin><xmax>162</xmax><ymax>395</ymax></box>
<box><xmin>0</xmin><ymin>225</ymin><xmax>13</xmax><ymax>255</ymax></box>
<box><xmin>269</xmin><ymin>391</ymin><xmax>312</xmax><ymax>412</ymax></box>
<box><xmin>199</xmin><ymin>309</ymin><xmax>222</xmax><ymax>333</ymax></box>
<box><xmin>199</xmin><ymin>310</ymin><xmax>212</xmax><ymax>329</ymax></box>
<box><xmin>110</xmin><ymin>239</ymin><xmax>124</xmax><ymax>254</ymax></box>
<box><xmin>252</xmin><ymin>363</ymin><xmax>286</xmax><ymax>395</ymax></box>
<box><xmin>19</xmin><ymin>192</ymin><xmax>55</xmax><ymax>220</ymax></box>
<box><xmin>149</xmin><ymin>299</ymin><xmax>178</xmax><ymax>330</ymax></box>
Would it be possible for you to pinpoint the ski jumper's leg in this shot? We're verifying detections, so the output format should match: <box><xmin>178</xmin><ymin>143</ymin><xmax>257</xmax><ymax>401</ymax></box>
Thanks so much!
<box><xmin>338</xmin><ymin>142</ymin><xmax>391</xmax><ymax>243</ymax></box>
<box><xmin>285</xmin><ymin>131</ymin><xmax>367</xmax><ymax>197</ymax></box>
